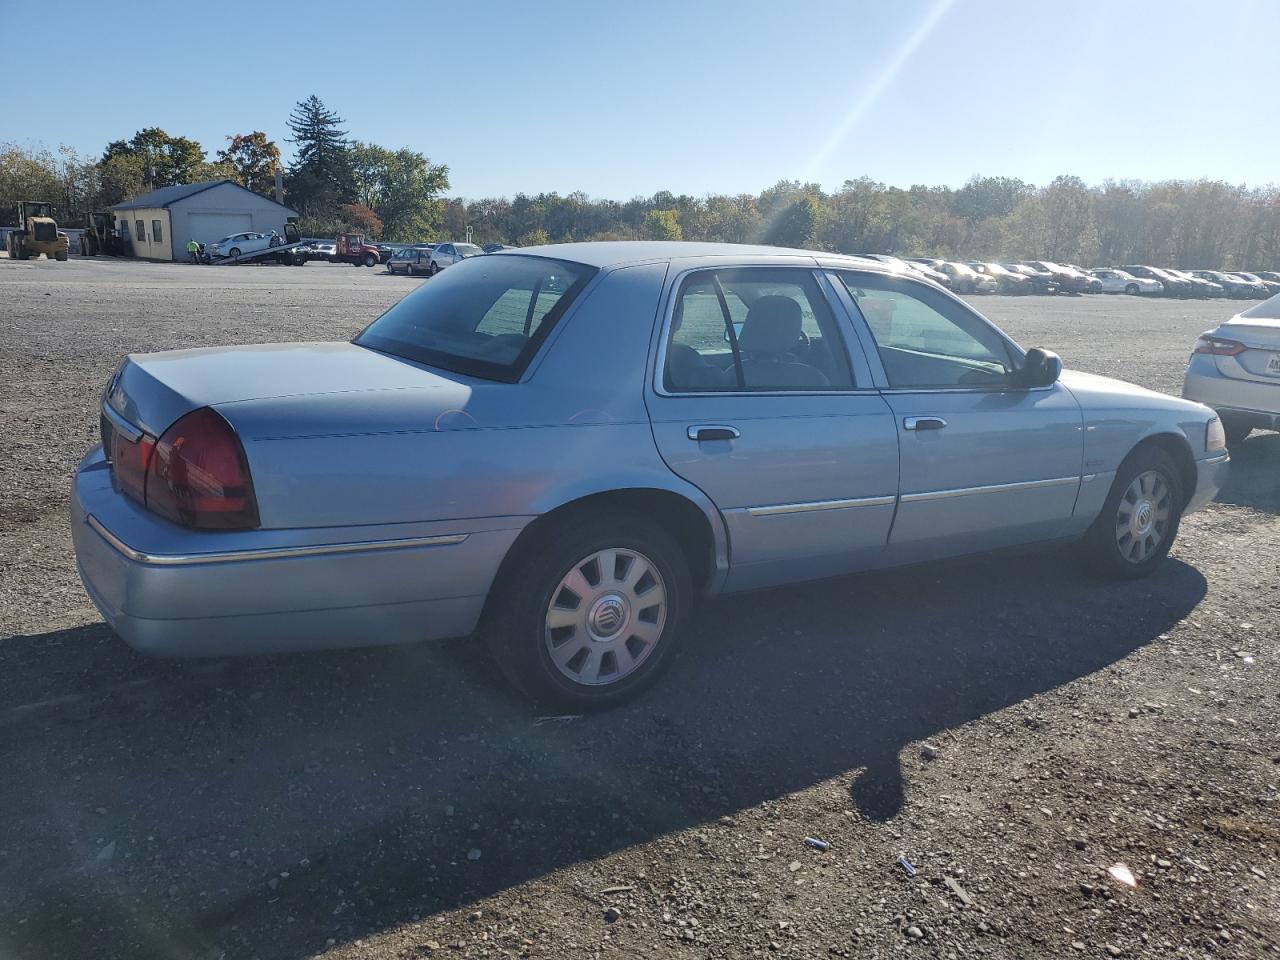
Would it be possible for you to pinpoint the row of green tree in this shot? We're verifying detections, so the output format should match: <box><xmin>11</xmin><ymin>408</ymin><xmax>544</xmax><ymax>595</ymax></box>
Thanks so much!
<box><xmin>447</xmin><ymin>176</ymin><xmax>1280</xmax><ymax>270</ymax></box>
<box><xmin>0</xmin><ymin>96</ymin><xmax>450</xmax><ymax>243</ymax></box>
<box><xmin>5</xmin><ymin>95</ymin><xmax>1280</xmax><ymax>267</ymax></box>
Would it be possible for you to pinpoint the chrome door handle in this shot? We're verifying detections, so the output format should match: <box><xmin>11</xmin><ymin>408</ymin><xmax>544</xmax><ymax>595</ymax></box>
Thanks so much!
<box><xmin>688</xmin><ymin>424</ymin><xmax>740</xmax><ymax>442</ymax></box>
<box><xmin>903</xmin><ymin>416</ymin><xmax>947</xmax><ymax>431</ymax></box>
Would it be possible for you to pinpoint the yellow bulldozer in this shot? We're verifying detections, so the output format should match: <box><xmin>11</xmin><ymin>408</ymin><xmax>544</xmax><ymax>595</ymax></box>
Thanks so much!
<box><xmin>6</xmin><ymin>201</ymin><xmax>69</xmax><ymax>261</ymax></box>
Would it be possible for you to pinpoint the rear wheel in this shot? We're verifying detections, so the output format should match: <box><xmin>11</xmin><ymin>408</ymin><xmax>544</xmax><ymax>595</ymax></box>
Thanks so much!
<box><xmin>429</xmin><ymin>261</ymin><xmax>439</xmax><ymax>276</ymax></box>
<box><xmin>1081</xmin><ymin>447</ymin><xmax>1183</xmax><ymax>579</ymax></box>
<box><xmin>486</xmin><ymin>511</ymin><xmax>692</xmax><ymax>709</ymax></box>
<box><xmin>1124</xmin><ymin>283</ymin><xmax>1139</xmax><ymax>295</ymax></box>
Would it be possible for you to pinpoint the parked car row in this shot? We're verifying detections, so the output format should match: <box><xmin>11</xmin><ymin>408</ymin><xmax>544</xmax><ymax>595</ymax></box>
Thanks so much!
<box><xmin>863</xmin><ymin>254</ymin><xmax>1279</xmax><ymax>299</ymax></box>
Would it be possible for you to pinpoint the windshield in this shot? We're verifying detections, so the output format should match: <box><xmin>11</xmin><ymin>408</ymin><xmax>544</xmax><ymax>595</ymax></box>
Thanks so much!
<box><xmin>456</xmin><ymin>244</ymin><xmax>483</xmax><ymax>257</ymax></box>
<box><xmin>355</xmin><ymin>254</ymin><xmax>596</xmax><ymax>381</ymax></box>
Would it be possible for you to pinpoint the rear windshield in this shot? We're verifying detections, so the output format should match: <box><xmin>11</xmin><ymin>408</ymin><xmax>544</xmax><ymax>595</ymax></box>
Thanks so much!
<box><xmin>355</xmin><ymin>254</ymin><xmax>596</xmax><ymax>381</ymax></box>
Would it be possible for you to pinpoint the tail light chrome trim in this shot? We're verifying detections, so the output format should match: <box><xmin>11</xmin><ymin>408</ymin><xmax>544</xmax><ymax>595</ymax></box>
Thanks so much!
<box><xmin>85</xmin><ymin>514</ymin><xmax>468</xmax><ymax>566</ymax></box>
<box><xmin>101</xmin><ymin>402</ymin><xmax>143</xmax><ymax>443</ymax></box>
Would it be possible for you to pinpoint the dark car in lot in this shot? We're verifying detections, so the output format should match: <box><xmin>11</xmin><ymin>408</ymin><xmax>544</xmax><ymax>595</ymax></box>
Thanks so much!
<box><xmin>1232</xmin><ymin>272</ymin><xmax>1280</xmax><ymax>297</ymax></box>
<box><xmin>1119</xmin><ymin>265</ymin><xmax>1193</xmax><ymax>298</ymax></box>
<box><xmin>386</xmin><ymin>247</ymin><xmax>434</xmax><ymax>275</ymax></box>
<box><xmin>1002</xmin><ymin>263</ymin><xmax>1059</xmax><ymax>294</ymax></box>
<box><xmin>1020</xmin><ymin>260</ymin><xmax>1090</xmax><ymax>294</ymax></box>
<box><xmin>1165</xmin><ymin>269</ymin><xmax>1224</xmax><ymax>299</ymax></box>
<box><xmin>1191</xmin><ymin>270</ymin><xmax>1255</xmax><ymax>299</ymax></box>
<box><xmin>969</xmin><ymin>261</ymin><xmax>1034</xmax><ymax>294</ymax></box>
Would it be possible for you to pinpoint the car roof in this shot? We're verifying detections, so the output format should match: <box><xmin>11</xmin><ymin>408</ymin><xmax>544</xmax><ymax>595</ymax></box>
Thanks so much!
<box><xmin>501</xmin><ymin>240</ymin><xmax>890</xmax><ymax>272</ymax></box>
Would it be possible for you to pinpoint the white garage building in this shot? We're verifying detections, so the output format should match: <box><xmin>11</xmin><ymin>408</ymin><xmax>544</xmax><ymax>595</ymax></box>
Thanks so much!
<box><xmin>111</xmin><ymin>180</ymin><xmax>298</xmax><ymax>261</ymax></box>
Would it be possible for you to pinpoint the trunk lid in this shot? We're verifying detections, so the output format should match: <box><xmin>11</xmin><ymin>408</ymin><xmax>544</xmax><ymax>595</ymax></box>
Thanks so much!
<box><xmin>1213</xmin><ymin>317</ymin><xmax>1280</xmax><ymax>382</ymax></box>
<box><xmin>105</xmin><ymin>341</ymin><xmax>473</xmax><ymax>438</ymax></box>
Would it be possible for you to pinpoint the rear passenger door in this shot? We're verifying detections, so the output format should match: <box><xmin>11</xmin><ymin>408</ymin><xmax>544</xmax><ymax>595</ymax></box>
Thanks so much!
<box><xmin>646</xmin><ymin>265</ymin><xmax>899</xmax><ymax>592</ymax></box>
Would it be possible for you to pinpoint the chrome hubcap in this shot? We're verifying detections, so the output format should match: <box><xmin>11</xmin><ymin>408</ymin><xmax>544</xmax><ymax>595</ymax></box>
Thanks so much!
<box><xmin>544</xmin><ymin>548</ymin><xmax>667</xmax><ymax>686</ymax></box>
<box><xmin>1115</xmin><ymin>470</ymin><xmax>1171</xmax><ymax>563</ymax></box>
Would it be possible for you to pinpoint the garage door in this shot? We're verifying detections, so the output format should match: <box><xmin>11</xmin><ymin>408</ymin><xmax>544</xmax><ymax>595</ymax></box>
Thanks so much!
<box><xmin>187</xmin><ymin>212</ymin><xmax>254</xmax><ymax>246</ymax></box>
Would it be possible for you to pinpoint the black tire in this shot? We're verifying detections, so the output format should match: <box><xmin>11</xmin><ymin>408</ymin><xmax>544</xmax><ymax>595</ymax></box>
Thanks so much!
<box><xmin>1080</xmin><ymin>446</ymin><xmax>1184</xmax><ymax>580</ymax></box>
<box><xmin>1124</xmin><ymin>283</ymin><xmax>1139</xmax><ymax>296</ymax></box>
<box><xmin>228</xmin><ymin>247</ymin><xmax>241</xmax><ymax>258</ymax></box>
<box><xmin>485</xmin><ymin>510</ymin><xmax>693</xmax><ymax>710</ymax></box>
<box><xmin>429</xmin><ymin>261</ymin><xmax>439</xmax><ymax>276</ymax></box>
<box><xmin>363</xmin><ymin>252</ymin><xmax>377</xmax><ymax>267</ymax></box>
<box><xmin>406</xmin><ymin>264</ymin><xmax>415</xmax><ymax>276</ymax></box>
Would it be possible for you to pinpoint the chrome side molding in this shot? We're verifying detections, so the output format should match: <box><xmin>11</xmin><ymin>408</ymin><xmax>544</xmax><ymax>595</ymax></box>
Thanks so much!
<box><xmin>86</xmin><ymin>514</ymin><xmax>468</xmax><ymax>566</ymax></box>
<box><xmin>746</xmin><ymin>495</ymin><xmax>896</xmax><ymax>517</ymax></box>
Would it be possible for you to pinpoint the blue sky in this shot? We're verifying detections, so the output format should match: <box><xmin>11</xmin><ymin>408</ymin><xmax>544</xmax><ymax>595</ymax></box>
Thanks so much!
<box><xmin>4</xmin><ymin>0</ymin><xmax>1278</xmax><ymax>199</ymax></box>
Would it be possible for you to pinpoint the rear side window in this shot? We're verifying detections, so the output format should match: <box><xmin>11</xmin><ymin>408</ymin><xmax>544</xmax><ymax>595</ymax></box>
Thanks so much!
<box><xmin>355</xmin><ymin>255</ymin><xmax>595</xmax><ymax>381</ymax></box>
<box><xmin>664</xmin><ymin>268</ymin><xmax>853</xmax><ymax>392</ymax></box>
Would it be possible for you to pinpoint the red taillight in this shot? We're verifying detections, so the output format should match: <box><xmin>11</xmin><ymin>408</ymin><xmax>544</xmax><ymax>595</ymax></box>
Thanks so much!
<box><xmin>108</xmin><ymin>424</ymin><xmax>155</xmax><ymax>505</ymax></box>
<box><xmin>145</xmin><ymin>408</ymin><xmax>259</xmax><ymax>530</ymax></box>
<box><xmin>1194</xmin><ymin>336</ymin><xmax>1246</xmax><ymax>356</ymax></box>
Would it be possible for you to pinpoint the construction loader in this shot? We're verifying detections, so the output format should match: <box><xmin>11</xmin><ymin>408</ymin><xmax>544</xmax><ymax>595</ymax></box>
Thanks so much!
<box><xmin>5</xmin><ymin>201</ymin><xmax>69</xmax><ymax>261</ymax></box>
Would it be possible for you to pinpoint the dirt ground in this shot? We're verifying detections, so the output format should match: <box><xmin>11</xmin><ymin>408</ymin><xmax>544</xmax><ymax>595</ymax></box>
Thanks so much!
<box><xmin>1</xmin><ymin>257</ymin><xmax>1277</xmax><ymax>960</ymax></box>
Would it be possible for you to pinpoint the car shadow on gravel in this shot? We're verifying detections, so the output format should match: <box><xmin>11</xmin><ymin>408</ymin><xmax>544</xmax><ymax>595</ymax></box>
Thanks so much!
<box><xmin>1216</xmin><ymin>431</ymin><xmax>1280</xmax><ymax>513</ymax></box>
<box><xmin>0</xmin><ymin>550</ymin><xmax>1206</xmax><ymax>960</ymax></box>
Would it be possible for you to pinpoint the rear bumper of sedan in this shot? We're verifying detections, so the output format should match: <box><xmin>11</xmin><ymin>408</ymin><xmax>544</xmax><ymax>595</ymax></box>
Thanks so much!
<box><xmin>1183</xmin><ymin>354</ymin><xmax>1280</xmax><ymax>428</ymax></box>
<box><xmin>72</xmin><ymin>448</ymin><xmax>523</xmax><ymax>657</ymax></box>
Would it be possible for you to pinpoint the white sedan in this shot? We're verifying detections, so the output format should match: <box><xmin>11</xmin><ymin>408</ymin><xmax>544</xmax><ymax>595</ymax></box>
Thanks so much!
<box><xmin>1089</xmin><ymin>269</ymin><xmax>1163</xmax><ymax>296</ymax></box>
<box><xmin>208</xmin><ymin>231</ymin><xmax>280</xmax><ymax>259</ymax></box>
<box><xmin>1183</xmin><ymin>292</ymin><xmax>1280</xmax><ymax>444</ymax></box>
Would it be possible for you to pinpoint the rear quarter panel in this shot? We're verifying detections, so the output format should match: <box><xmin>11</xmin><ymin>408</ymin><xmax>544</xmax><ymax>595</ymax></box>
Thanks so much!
<box><xmin>221</xmin><ymin>262</ymin><xmax>712</xmax><ymax>531</ymax></box>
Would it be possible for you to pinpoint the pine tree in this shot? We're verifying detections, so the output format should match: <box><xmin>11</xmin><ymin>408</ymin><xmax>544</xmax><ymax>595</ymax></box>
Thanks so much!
<box><xmin>284</xmin><ymin>95</ymin><xmax>354</xmax><ymax>215</ymax></box>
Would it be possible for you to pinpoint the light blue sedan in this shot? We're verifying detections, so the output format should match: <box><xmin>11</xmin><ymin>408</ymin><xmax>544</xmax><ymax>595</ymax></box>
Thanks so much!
<box><xmin>73</xmin><ymin>242</ymin><xmax>1230</xmax><ymax>708</ymax></box>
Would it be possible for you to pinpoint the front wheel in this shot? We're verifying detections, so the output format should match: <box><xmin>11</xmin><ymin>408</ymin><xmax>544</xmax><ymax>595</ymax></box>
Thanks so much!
<box><xmin>1125</xmin><ymin>284</ymin><xmax>1139</xmax><ymax>295</ymax></box>
<box><xmin>429</xmin><ymin>262</ymin><xmax>439</xmax><ymax>276</ymax></box>
<box><xmin>363</xmin><ymin>252</ymin><xmax>377</xmax><ymax>267</ymax></box>
<box><xmin>1080</xmin><ymin>447</ymin><xmax>1183</xmax><ymax>579</ymax></box>
<box><xmin>486</xmin><ymin>512</ymin><xmax>692</xmax><ymax>709</ymax></box>
<box><xmin>228</xmin><ymin>247</ymin><xmax>241</xmax><ymax>258</ymax></box>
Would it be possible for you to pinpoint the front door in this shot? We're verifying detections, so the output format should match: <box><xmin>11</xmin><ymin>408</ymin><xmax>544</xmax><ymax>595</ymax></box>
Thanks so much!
<box><xmin>646</xmin><ymin>265</ymin><xmax>900</xmax><ymax>592</ymax></box>
<box><xmin>831</xmin><ymin>269</ymin><xmax>1084</xmax><ymax>561</ymax></box>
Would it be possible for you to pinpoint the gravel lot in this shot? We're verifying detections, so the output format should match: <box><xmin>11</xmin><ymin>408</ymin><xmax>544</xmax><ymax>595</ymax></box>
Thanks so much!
<box><xmin>2</xmin><ymin>258</ymin><xmax>1277</xmax><ymax>960</ymax></box>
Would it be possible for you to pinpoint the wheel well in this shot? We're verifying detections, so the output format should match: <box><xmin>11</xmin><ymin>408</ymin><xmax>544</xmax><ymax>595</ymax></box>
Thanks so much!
<box><xmin>494</xmin><ymin>489</ymin><xmax>717</xmax><ymax>597</ymax></box>
<box><xmin>1126</xmin><ymin>433</ymin><xmax>1196</xmax><ymax>506</ymax></box>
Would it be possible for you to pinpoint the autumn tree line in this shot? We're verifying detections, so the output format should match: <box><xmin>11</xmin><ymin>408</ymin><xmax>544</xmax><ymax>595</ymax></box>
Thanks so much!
<box><xmin>4</xmin><ymin>95</ymin><xmax>1279</xmax><ymax>267</ymax></box>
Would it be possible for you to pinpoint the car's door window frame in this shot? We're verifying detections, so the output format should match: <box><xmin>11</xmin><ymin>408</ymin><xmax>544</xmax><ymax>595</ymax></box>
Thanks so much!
<box><xmin>651</xmin><ymin>266</ymin><xmax>877</xmax><ymax>397</ymax></box>
<box><xmin>825</xmin><ymin>268</ymin><xmax>1035</xmax><ymax>394</ymax></box>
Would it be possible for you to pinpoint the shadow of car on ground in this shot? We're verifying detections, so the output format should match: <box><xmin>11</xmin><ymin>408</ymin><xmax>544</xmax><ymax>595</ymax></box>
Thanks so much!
<box><xmin>0</xmin><ymin>547</ymin><xmax>1207</xmax><ymax>960</ymax></box>
<box><xmin>1217</xmin><ymin>431</ymin><xmax>1280</xmax><ymax>513</ymax></box>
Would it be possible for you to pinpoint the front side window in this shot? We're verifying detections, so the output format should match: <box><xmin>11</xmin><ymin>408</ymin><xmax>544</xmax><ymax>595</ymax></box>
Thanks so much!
<box><xmin>838</xmin><ymin>273</ymin><xmax>1015</xmax><ymax>389</ymax></box>
<box><xmin>355</xmin><ymin>254</ymin><xmax>595</xmax><ymax>381</ymax></box>
<box><xmin>664</xmin><ymin>268</ymin><xmax>854</xmax><ymax>392</ymax></box>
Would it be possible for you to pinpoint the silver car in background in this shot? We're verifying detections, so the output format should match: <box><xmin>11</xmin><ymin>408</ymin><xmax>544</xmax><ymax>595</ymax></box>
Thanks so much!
<box><xmin>427</xmin><ymin>242</ymin><xmax>484</xmax><ymax>274</ymax></box>
<box><xmin>72</xmin><ymin>242</ymin><xmax>1228</xmax><ymax>708</ymax></box>
<box><xmin>1183</xmin><ymin>292</ymin><xmax>1280</xmax><ymax>443</ymax></box>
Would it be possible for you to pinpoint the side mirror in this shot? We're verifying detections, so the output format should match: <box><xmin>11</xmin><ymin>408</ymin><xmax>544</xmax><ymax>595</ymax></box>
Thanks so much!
<box><xmin>1015</xmin><ymin>347</ymin><xmax>1062</xmax><ymax>388</ymax></box>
